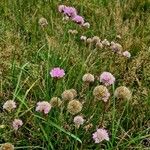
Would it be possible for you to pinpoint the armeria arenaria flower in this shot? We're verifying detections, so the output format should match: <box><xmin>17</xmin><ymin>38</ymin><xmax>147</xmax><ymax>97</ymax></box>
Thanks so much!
<box><xmin>80</xmin><ymin>36</ymin><xmax>87</xmax><ymax>41</ymax></box>
<box><xmin>73</xmin><ymin>115</ymin><xmax>84</xmax><ymax>127</ymax></box>
<box><xmin>96</xmin><ymin>42</ymin><xmax>103</xmax><ymax>49</ymax></box>
<box><xmin>3</xmin><ymin>100</ymin><xmax>16</xmax><ymax>112</ymax></box>
<box><xmin>101</xmin><ymin>39</ymin><xmax>110</xmax><ymax>46</ymax></box>
<box><xmin>63</xmin><ymin>6</ymin><xmax>77</xmax><ymax>18</ymax></box>
<box><xmin>114</xmin><ymin>86</ymin><xmax>132</xmax><ymax>100</ymax></box>
<box><xmin>50</xmin><ymin>67</ymin><xmax>65</xmax><ymax>78</ymax></box>
<box><xmin>92</xmin><ymin>36</ymin><xmax>100</xmax><ymax>43</ymax></box>
<box><xmin>122</xmin><ymin>51</ymin><xmax>131</xmax><ymax>58</ymax></box>
<box><xmin>58</xmin><ymin>5</ymin><xmax>66</xmax><ymax>13</ymax></box>
<box><xmin>50</xmin><ymin>97</ymin><xmax>62</xmax><ymax>107</ymax></box>
<box><xmin>92</xmin><ymin>128</ymin><xmax>109</xmax><ymax>143</ymax></box>
<box><xmin>110</xmin><ymin>42</ymin><xmax>122</xmax><ymax>54</ymax></box>
<box><xmin>72</xmin><ymin>15</ymin><xmax>84</xmax><ymax>25</ymax></box>
<box><xmin>82</xmin><ymin>73</ymin><xmax>95</xmax><ymax>83</ymax></box>
<box><xmin>86</xmin><ymin>38</ymin><xmax>93</xmax><ymax>44</ymax></box>
<box><xmin>69</xmin><ymin>89</ymin><xmax>77</xmax><ymax>98</ymax></box>
<box><xmin>100</xmin><ymin>72</ymin><xmax>115</xmax><ymax>86</ymax></box>
<box><xmin>67</xmin><ymin>100</ymin><xmax>82</xmax><ymax>115</ymax></box>
<box><xmin>12</xmin><ymin>119</ymin><xmax>23</xmax><ymax>131</ymax></box>
<box><xmin>38</xmin><ymin>17</ymin><xmax>48</xmax><ymax>27</ymax></box>
<box><xmin>36</xmin><ymin>101</ymin><xmax>52</xmax><ymax>114</ymax></box>
<box><xmin>61</xmin><ymin>90</ymin><xmax>74</xmax><ymax>101</ymax></box>
<box><xmin>93</xmin><ymin>85</ymin><xmax>110</xmax><ymax>102</ymax></box>
<box><xmin>0</xmin><ymin>143</ymin><xmax>14</xmax><ymax>150</ymax></box>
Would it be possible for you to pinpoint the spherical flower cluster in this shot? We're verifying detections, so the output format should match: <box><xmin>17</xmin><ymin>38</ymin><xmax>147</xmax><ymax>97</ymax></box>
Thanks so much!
<box><xmin>50</xmin><ymin>67</ymin><xmax>65</xmax><ymax>78</ymax></box>
<box><xmin>86</xmin><ymin>38</ymin><xmax>93</xmax><ymax>44</ymax></box>
<box><xmin>38</xmin><ymin>17</ymin><xmax>48</xmax><ymax>27</ymax></box>
<box><xmin>122</xmin><ymin>51</ymin><xmax>131</xmax><ymax>58</ymax></box>
<box><xmin>0</xmin><ymin>143</ymin><xmax>14</xmax><ymax>150</ymax></box>
<box><xmin>80</xmin><ymin>36</ymin><xmax>87</xmax><ymax>41</ymax></box>
<box><xmin>82</xmin><ymin>22</ymin><xmax>90</xmax><ymax>28</ymax></box>
<box><xmin>96</xmin><ymin>42</ymin><xmax>103</xmax><ymax>49</ymax></box>
<box><xmin>12</xmin><ymin>119</ymin><xmax>23</xmax><ymax>131</ymax></box>
<box><xmin>101</xmin><ymin>39</ymin><xmax>110</xmax><ymax>46</ymax></box>
<box><xmin>72</xmin><ymin>15</ymin><xmax>84</xmax><ymax>25</ymax></box>
<box><xmin>67</xmin><ymin>100</ymin><xmax>82</xmax><ymax>115</ymax></box>
<box><xmin>92</xmin><ymin>128</ymin><xmax>109</xmax><ymax>143</ymax></box>
<box><xmin>110</xmin><ymin>42</ymin><xmax>122</xmax><ymax>54</ymax></box>
<box><xmin>61</xmin><ymin>89</ymin><xmax>77</xmax><ymax>101</ymax></box>
<box><xmin>63</xmin><ymin>6</ymin><xmax>77</xmax><ymax>18</ymax></box>
<box><xmin>73</xmin><ymin>115</ymin><xmax>84</xmax><ymax>127</ymax></box>
<box><xmin>36</xmin><ymin>101</ymin><xmax>52</xmax><ymax>114</ymax></box>
<box><xmin>82</xmin><ymin>73</ymin><xmax>95</xmax><ymax>83</ymax></box>
<box><xmin>93</xmin><ymin>85</ymin><xmax>110</xmax><ymax>102</ymax></box>
<box><xmin>114</xmin><ymin>86</ymin><xmax>132</xmax><ymax>100</ymax></box>
<box><xmin>92</xmin><ymin>36</ymin><xmax>100</xmax><ymax>43</ymax></box>
<box><xmin>50</xmin><ymin>97</ymin><xmax>62</xmax><ymax>107</ymax></box>
<box><xmin>100</xmin><ymin>72</ymin><xmax>115</xmax><ymax>86</ymax></box>
<box><xmin>3</xmin><ymin>100</ymin><xmax>16</xmax><ymax>112</ymax></box>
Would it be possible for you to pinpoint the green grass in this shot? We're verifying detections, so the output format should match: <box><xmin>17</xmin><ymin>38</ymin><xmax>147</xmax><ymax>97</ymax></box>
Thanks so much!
<box><xmin>0</xmin><ymin>0</ymin><xmax>150</xmax><ymax>149</ymax></box>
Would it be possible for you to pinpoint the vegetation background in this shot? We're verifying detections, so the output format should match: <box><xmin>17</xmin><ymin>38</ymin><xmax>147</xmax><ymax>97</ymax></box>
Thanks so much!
<box><xmin>0</xmin><ymin>0</ymin><xmax>150</xmax><ymax>149</ymax></box>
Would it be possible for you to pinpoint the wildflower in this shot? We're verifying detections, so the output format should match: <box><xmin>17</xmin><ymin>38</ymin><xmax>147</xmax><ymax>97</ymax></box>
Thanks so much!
<box><xmin>101</xmin><ymin>39</ymin><xmax>110</xmax><ymax>46</ymax></box>
<box><xmin>12</xmin><ymin>119</ymin><xmax>23</xmax><ymax>131</ymax></box>
<box><xmin>92</xmin><ymin>36</ymin><xmax>100</xmax><ymax>43</ymax></box>
<box><xmin>80</xmin><ymin>36</ymin><xmax>87</xmax><ymax>41</ymax></box>
<box><xmin>38</xmin><ymin>17</ymin><xmax>48</xmax><ymax>27</ymax></box>
<box><xmin>114</xmin><ymin>86</ymin><xmax>132</xmax><ymax>100</ymax></box>
<box><xmin>58</xmin><ymin>5</ymin><xmax>66</xmax><ymax>13</ymax></box>
<box><xmin>110</xmin><ymin>42</ymin><xmax>122</xmax><ymax>54</ymax></box>
<box><xmin>36</xmin><ymin>101</ymin><xmax>52</xmax><ymax>114</ymax></box>
<box><xmin>123</xmin><ymin>51</ymin><xmax>131</xmax><ymax>58</ymax></box>
<box><xmin>61</xmin><ymin>90</ymin><xmax>74</xmax><ymax>101</ymax></box>
<box><xmin>0</xmin><ymin>143</ymin><xmax>14</xmax><ymax>150</ymax></box>
<box><xmin>92</xmin><ymin>128</ymin><xmax>109</xmax><ymax>143</ymax></box>
<box><xmin>93</xmin><ymin>85</ymin><xmax>110</xmax><ymax>102</ymax></box>
<box><xmin>86</xmin><ymin>38</ymin><xmax>93</xmax><ymax>44</ymax></box>
<box><xmin>116</xmin><ymin>34</ymin><xmax>121</xmax><ymax>39</ymax></box>
<box><xmin>50</xmin><ymin>67</ymin><xmax>65</xmax><ymax>78</ymax></box>
<box><xmin>82</xmin><ymin>22</ymin><xmax>90</xmax><ymax>28</ymax></box>
<box><xmin>100</xmin><ymin>72</ymin><xmax>115</xmax><ymax>86</ymax></box>
<box><xmin>3</xmin><ymin>100</ymin><xmax>16</xmax><ymax>112</ymax></box>
<box><xmin>63</xmin><ymin>6</ymin><xmax>77</xmax><ymax>18</ymax></box>
<box><xmin>74</xmin><ymin>115</ymin><xmax>84</xmax><ymax>127</ymax></box>
<box><xmin>69</xmin><ymin>89</ymin><xmax>77</xmax><ymax>98</ymax></box>
<box><xmin>82</xmin><ymin>73</ymin><xmax>95</xmax><ymax>83</ymax></box>
<box><xmin>72</xmin><ymin>15</ymin><xmax>84</xmax><ymax>25</ymax></box>
<box><xmin>50</xmin><ymin>97</ymin><xmax>62</xmax><ymax>107</ymax></box>
<box><xmin>67</xmin><ymin>100</ymin><xmax>82</xmax><ymax>115</ymax></box>
<box><xmin>96</xmin><ymin>42</ymin><xmax>103</xmax><ymax>49</ymax></box>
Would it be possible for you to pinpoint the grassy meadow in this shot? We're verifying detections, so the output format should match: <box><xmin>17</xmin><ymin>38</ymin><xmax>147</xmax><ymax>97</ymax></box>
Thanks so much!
<box><xmin>0</xmin><ymin>0</ymin><xmax>150</xmax><ymax>149</ymax></box>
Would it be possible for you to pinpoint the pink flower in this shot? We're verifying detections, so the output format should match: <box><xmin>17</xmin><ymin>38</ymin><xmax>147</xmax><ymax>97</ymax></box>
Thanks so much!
<box><xmin>72</xmin><ymin>15</ymin><xmax>84</xmax><ymax>25</ymax></box>
<box><xmin>74</xmin><ymin>116</ymin><xmax>84</xmax><ymax>126</ymax></box>
<box><xmin>58</xmin><ymin>5</ymin><xmax>66</xmax><ymax>13</ymax></box>
<box><xmin>100</xmin><ymin>72</ymin><xmax>115</xmax><ymax>86</ymax></box>
<box><xmin>3</xmin><ymin>100</ymin><xmax>16</xmax><ymax>112</ymax></box>
<box><xmin>36</xmin><ymin>101</ymin><xmax>52</xmax><ymax>114</ymax></box>
<box><xmin>13</xmin><ymin>119</ymin><xmax>23</xmax><ymax>130</ymax></box>
<box><xmin>50</xmin><ymin>67</ymin><xmax>65</xmax><ymax>78</ymax></box>
<box><xmin>102</xmin><ymin>92</ymin><xmax>110</xmax><ymax>102</ymax></box>
<box><xmin>123</xmin><ymin>51</ymin><xmax>131</xmax><ymax>58</ymax></box>
<box><xmin>63</xmin><ymin>6</ymin><xmax>77</xmax><ymax>18</ymax></box>
<box><xmin>92</xmin><ymin>128</ymin><xmax>109</xmax><ymax>143</ymax></box>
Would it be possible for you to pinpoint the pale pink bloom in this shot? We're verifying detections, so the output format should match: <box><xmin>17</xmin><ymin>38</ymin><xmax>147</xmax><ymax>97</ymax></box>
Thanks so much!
<box><xmin>63</xmin><ymin>6</ymin><xmax>77</xmax><ymax>18</ymax></box>
<box><xmin>3</xmin><ymin>100</ymin><xmax>16</xmax><ymax>112</ymax></box>
<box><xmin>58</xmin><ymin>5</ymin><xmax>66</xmax><ymax>13</ymax></box>
<box><xmin>102</xmin><ymin>92</ymin><xmax>110</xmax><ymax>102</ymax></box>
<box><xmin>72</xmin><ymin>15</ymin><xmax>84</xmax><ymax>25</ymax></box>
<box><xmin>74</xmin><ymin>116</ymin><xmax>84</xmax><ymax>126</ymax></box>
<box><xmin>110</xmin><ymin>42</ymin><xmax>122</xmax><ymax>54</ymax></box>
<box><xmin>100</xmin><ymin>72</ymin><xmax>115</xmax><ymax>86</ymax></box>
<box><xmin>82</xmin><ymin>22</ymin><xmax>90</xmax><ymax>28</ymax></box>
<box><xmin>12</xmin><ymin>119</ymin><xmax>23</xmax><ymax>130</ymax></box>
<box><xmin>36</xmin><ymin>101</ymin><xmax>52</xmax><ymax>114</ymax></box>
<box><xmin>92</xmin><ymin>128</ymin><xmax>109</xmax><ymax>143</ymax></box>
<box><xmin>123</xmin><ymin>51</ymin><xmax>131</xmax><ymax>58</ymax></box>
<box><xmin>50</xmin><ymin>67</ymin><xmax>65</xmax><ymax>78</ymax></box>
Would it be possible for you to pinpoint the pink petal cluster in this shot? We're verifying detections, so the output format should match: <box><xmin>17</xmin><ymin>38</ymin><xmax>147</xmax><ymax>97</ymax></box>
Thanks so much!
<box><xmin>58</xmin><ymin>4</ymin><xmax>88</xmax><ymax>26</ymax></box>
<box><xmin>3</xmin><ymin>100</ymin><xmax>16</xmax><ymax>112</ymax></box>
<box><xmin>100</xmin><ymin>72</ymin><xmax>115</xmax><ymax>86</ymax></box>
<box><xmin>92</xmin><ymin>128</ymin><xmax>109</xmax><ymax>143</ymax></box>
<box><xmin>36</xmin><ymin>101</ymin><xmax>52</xmax><ymax>114</ymax></box>
<box><xmin>50</xmin><ymin>67</ymin><xmax>65</xmax><ymax>78</ymax></box>
<box><xmin>73</xmin><ymin>116</ymin><xmax>84</xmax><ymax>126</ymax></box>
<box><xmin>72</xmin><ymin>15</ymin><xmax>84</xmax><ymax>25</ymax></box>
<box><xmin>13</xmin><ymin>119</ymin><xmax>23</xmax><ymax>130</ymax></box>
<box><xmin>123</xmin><ymin>51</ymin><xmax>131</xmax><ymax>58</ymax></box>
<box><xmin>102</xmin><ymin>92</ymin><xmax>110</xmax><ymax>102</ymax></box>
